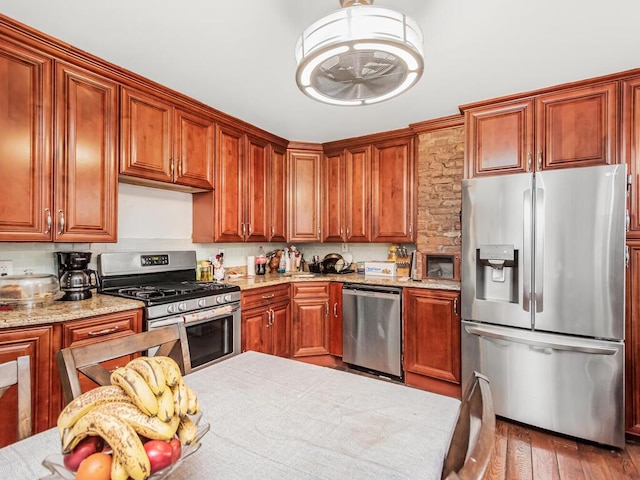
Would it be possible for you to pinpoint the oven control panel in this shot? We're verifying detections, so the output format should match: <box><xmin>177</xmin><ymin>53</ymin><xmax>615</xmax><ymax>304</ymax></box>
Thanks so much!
<box><xmin>141</xmin><ymin>254</ymin><xmax>170</xmax><ymax>266</ymax></box>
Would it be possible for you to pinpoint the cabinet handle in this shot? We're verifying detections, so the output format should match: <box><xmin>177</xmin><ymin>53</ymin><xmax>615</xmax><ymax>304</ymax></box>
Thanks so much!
<box><xmin>453</xmin><ymin>298</ymin><xmax>458</xmax><ymax>316</ymax></box>
<box><xmin>88</xmin><ymin>325</ymin><xmax>120</xmax><ymax>337</ymax></box>
<box><xmin>44</xmin><ymin>208</ymin><xmax>52</xmax><ymax>234</ymax></box>
<box><xmin>325</xmin><ymin>301</ymin><xmax>329</xmax><ymax>318</ymax></box>
<box><xmin>57</xmin><ymin>210</ymin><xmax>65</xmax><ymax>235</ymax></box>
<box><xmin>537</xmin><ymin>151</ymin><xmax>542</xmax><ymax>171</ymax></box>
<box><xmin>248</xmin><ymin>224</ymin><xmax>252</xmax><ymax>236</ymax></box>
<box><xmin>271</xmin><ymin>225</ymin><xmax>275</xmax><ymax>237</ymax></box>
<box><xmin>265</xmin><ymin>310</ymin><xmax>271</xmax><ymax>327</ymax></box>
<box><xmin>177</xmin><ymin>160</ymin><xmax>182</xmax><ymax>177</ymax></box>
<box><xmin>409</xmin><ymin>224</ymin><xmax>413</xmax><ymax>235</ymax></box>
<box><xmin>242</xmin><ymin>223</ymin><xmax>246</xmax><ymax>237</ymax></box>
<box><xmin>318</xmin><ymin>228</ymin><xmax>321</xmax><ymax>237</ymax></box>
<box><xmin>170</xmin><ymin>159</ymin><xmax>175</xmax><ymax>177</ymax></box>
<box><xmin>346</xmin><ymin>226</ymin><xmax>350</xmax><ymax>238</ymax></box>
<box><xmin>333</xmin><ymin>302</ymin><xmax>338</xmax><ymax>317</ymax></box>
<box><xmin>261</xmin><ymin>294</ymin><xmax>275</xmax><ymax>300</ymax></box>
<box><xmin>527</xmin><ymin>152</ymin><xmax>532</xmax><ymax>172</ymax></box>
<box><xmin>340</xmin><ymin>226</ymin><xmax>344</xmax><ymax>237</ymax></box>
<box><xmin>270</xmin><ymin>309</ymin><xmax>275</xmax><ymax>326</ymax></box>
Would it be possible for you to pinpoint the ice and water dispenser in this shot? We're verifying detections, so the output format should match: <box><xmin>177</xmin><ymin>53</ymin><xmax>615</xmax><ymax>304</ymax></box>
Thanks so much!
<box><xmin>475</xmin><ymin>244</ymin><xmax>518</xmax><ymax>303</ymax></box>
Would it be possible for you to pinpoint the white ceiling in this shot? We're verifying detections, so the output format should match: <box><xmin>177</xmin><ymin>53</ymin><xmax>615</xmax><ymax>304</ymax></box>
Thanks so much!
<box><xmin>1</xmin><ymin>0</ymin><xmax>639</xmax><ymax>143</ymax></box>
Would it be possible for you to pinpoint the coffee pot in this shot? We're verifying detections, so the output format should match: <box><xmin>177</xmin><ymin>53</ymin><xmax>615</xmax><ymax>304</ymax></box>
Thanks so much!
<box><xmin>55</xmin><ymin>251</ymin><xmax>97</xmax><ymax>301</ymax></box>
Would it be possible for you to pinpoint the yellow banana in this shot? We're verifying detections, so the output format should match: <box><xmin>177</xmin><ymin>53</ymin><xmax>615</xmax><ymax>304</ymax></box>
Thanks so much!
<box><xmin>61</xmin><ymin>409</ymin><xmax>150</xmax><ymax>480</ymax></box>
<box><xmin>171</xmin><ymin>377</ymin><xmax>189</xmax><ymax>417</ymax></box>
<box><xmin>93</xmin><ymin>401</ymin><xmax>175</xmax><ymax>441</ymax></box>
<box><xmin>185</xmin><ymin>383</ymin><xmax>200</xmax><ymax>415</ymax></box>
<box><xmin>148</xmin><ymin>356</ymin><xmax>182</xmax><ymax>386</ymax></box>
<box><xmin>168</xmin><ymin>413</ymin><xmax>181</xmax><ymax>436</ymax></box>
<box><xmin>156</xmin><ymin>386</ymin><xmax>175</xmax><ymax>422</ymax></box>
<box><xmin>126</xmin><ymin>356</ymin><xmax>166</xmax><ymax>395</ymax></box>
<box><xmin>110</xmin><ymin>366</ymin><xmax>159</xmax><ymax>417</ymax></box>
<box><xmin>57</xmin><ymin>385</ymin><xmax>131</xmax><ymax>435</ymax></box>
<box><xmin>177</xmin><ymin>415</ymin><xmax>198</xmax><ymax>445</ymax></box>
<box><xmin>110</xmin><ymin>454</ymin><xmax>129</xmax><ymax>480</ymax></box>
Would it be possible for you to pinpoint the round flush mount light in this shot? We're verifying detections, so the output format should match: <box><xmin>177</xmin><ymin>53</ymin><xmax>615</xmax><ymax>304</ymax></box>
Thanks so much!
<box><xmin>295</xmin><ymin>0</ymin><xmax>424</xmax><ymax>106</ymax></box>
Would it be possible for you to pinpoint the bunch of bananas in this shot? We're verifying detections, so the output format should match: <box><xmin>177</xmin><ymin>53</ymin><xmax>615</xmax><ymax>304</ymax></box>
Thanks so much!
<box><xmin>57</xmin><ymin>356</ymin><xmax>201</xmax><ymax>480</ymax></box>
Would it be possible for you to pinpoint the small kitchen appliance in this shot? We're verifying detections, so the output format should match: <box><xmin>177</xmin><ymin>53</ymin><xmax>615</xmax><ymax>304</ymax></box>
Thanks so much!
<box><xmin>97</xmin><ymin>251</ymin><xmax>241</xmax><ymax>370</ymax></box>
<box><xmin>55</xmin><ymin>251</ymin><xmax>97</xmax><ymax>301</ymax></box>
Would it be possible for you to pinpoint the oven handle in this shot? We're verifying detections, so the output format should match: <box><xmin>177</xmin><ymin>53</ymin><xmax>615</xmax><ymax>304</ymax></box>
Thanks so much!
<box><xmin>148</xmin><ymin>317</ymin><xmax>184</xmax><ymax>329</ymax></box>
<box><xmin>182</xmin><ymin>303</ymin><xmax>240</xmax><ymax>325</ymax></box>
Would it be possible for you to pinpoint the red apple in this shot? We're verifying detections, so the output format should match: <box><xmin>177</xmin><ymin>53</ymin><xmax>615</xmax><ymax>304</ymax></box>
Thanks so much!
<box><xmin>63</xmin><ymin>436</ymin><xmax>105</xmax><ymax>472</ymax></box>
<box><xmin>144</xmin><ymin>440</ymin><xmax>173</xmax><ymax>473</ymax></box>
<box><xmin>169</xmin><ymin>437</ymin><xmax>182</xmax><ymax>464</ymax></box>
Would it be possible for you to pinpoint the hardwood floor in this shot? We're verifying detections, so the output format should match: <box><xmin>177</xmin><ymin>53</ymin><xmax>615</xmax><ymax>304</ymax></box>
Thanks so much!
<box><xmin>484</xmin><ymin>419</ymin><xmax>640</xmax><ymax>480</ymax></box>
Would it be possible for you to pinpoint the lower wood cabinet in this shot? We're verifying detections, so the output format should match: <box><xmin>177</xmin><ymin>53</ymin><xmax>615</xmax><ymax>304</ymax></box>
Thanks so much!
<box><xmin>0</xmin><ymin>325</ymin><xmax>56</xmax><ymax>448</ymax></box>
<box><xmin>329</xmin><ymin>282</ymin><xmax>343</xmax><ymax>357</ymax></box>
<box><xmin>403</xmin><ymin>288</ymin><xmax>461</xmax><ymax>398</ymax></box>
<box><xmin>241</xmin><ymin>285</ymin><xmax>291</xmax><ymax>357</ymax></box>
<box><xmin>291</xmin><ymin>283</ymin><xmax>331</xmax><ymax>361</ymax></box>
<box><xmin>626</xmin><ymin>242</ymin><xmax>640</xmax><ymax>437</ymax></box>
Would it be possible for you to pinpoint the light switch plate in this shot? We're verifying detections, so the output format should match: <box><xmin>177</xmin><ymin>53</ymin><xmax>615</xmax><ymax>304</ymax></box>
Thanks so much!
<box><xmin>341</xmin><ymin>243</ymin><xmax>348</xmax><ymax>252</ymax></box>
<box><xmin>0</xmin><ymin>260</ymin><xmax>13</xmax><ymax>276</ymax></box>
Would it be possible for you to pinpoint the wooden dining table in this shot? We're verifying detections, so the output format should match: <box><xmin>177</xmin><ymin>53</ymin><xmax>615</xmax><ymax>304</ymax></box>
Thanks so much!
<box><xmin>0</xmin><ymin>351</ymin><xmax>461</xmax><ymax>479</ymax></box>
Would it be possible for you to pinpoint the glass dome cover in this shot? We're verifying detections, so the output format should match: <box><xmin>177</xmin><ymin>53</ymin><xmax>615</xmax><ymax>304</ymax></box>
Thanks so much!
<box><xmin>0</xmin><ymin>271</ymin><xmax>62</xmax><ymax>306</ymax></box>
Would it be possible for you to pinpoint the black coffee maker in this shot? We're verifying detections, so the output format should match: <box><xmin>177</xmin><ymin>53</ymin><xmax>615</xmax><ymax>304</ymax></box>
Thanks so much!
<box><xmin>55</xmin><ymin>252</ymin><xmax>97</xmax><ymax>301</ymax></box>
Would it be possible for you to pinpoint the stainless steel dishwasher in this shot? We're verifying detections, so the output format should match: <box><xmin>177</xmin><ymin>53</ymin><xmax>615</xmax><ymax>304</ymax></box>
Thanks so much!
<box><xmin>342</xmin><ymin>283</ymin><xmax>403</xmax><ymax>378</ymax></box>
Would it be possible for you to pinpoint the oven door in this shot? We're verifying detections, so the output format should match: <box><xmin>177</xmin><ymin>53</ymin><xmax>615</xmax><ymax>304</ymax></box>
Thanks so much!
<box><xmin>148</xmin><ymin>302</ymin><xmax>241</xmax><ymax>371</ymax></box>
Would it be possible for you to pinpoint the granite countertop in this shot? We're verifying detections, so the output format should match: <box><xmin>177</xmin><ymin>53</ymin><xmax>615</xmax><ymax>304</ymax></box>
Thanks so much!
<box><xmin>227</xmin><ymin>271</ymin><xmax>461</xmax><ymax>292</ymax></box>
<box><xmin>0</xmin><ymin>293</ymin><xmax>145</xmax><ymax>328</ymax></box>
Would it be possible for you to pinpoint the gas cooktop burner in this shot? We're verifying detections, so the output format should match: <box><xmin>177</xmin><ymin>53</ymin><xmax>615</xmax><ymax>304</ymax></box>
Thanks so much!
<box><xmin>111</xmin><ymin>281</ymin><xmax>238</xmax><ymax>302</ymax></box>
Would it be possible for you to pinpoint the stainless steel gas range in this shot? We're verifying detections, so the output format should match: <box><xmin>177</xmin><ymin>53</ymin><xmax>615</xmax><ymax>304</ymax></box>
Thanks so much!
<box><xmin>97</xmin><ymin>251</ymin><xmax>241</xmax><ymax>370</ymax></box>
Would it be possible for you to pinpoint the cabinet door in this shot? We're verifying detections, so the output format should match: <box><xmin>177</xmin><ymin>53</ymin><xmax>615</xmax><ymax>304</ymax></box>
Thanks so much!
<box><xmin>626</xmin><ymin>243</ymin><xmax>640</xmax><ymax>436</ymax></box>
<box><xmin>54</xmin><ymin>62</ymin><xmax>118</xmax><ymax>242</ymax></box>
<box><xmin>371</xmin><ymin>138</ymin><xmax>415</xmax><ymax>242</ymax></box>
<box><xmin>345</xmin><ymin>145</ymin><xmax>371</xmax><ymax>242</ymax></box>
<box><xmin>0</xmin><ymin>40</ymin><xmax>53</xmax><ymax>241</ymax></box>
<box><xmin>120</xmin><ymin>86</ymin><xmax>173</xmax><ymax>183</ymax></box>
<box><xmin>329</xmin><ymin>282</ymin><xmax>343</xmax><ymax>357</ymax></box>
<box><xmin>464</xmin><ymin>100</ymin><xmax>534</xmax><ymax>178</ymax></box>
<box><xmin>623</xmin><ymin>76</ymin><xmax>640</xmax><ymax>237</ymax></box>
<box><xmin>59</xmin><ymin>309</ymin><xmax>142</xmax><ymax>397</ymax></box>
<box><xmin>215</xmin><ymin>124</ymin><xmax>244</xmax><ymax>242</ymax></box>
<box><xmin>536</xmin><ymin>82</ymin><xmax>618</xmax><ymax>170</ymax></box>
<box><xmin>269</xmin><ymin>145</ymin><xmax>287</xmax><ymax>242</ymax></box>
<box><xmin>242</xmin><ymin>308</ymin><xmax>269</xmax><ymax>354</ymax></box>
<box><xmin>404</xmin><ymin>288</ymin><xmax>461</xmax><ymax>397</ymax></box>
<box><xmin>288</xmin><ymin>149</ymin><xmax>322</xmax><ymax>242</ymax></box>
<box><xmin>174</xmin><ymin>107</ymin><xmax>214</xmax><ymax>190</ymax></box>
<box><xmin>292</xmin><ymin>299</ymin><xmax>330</xmax><ymax>357</ymax></box>
<box><xmin>0</xmin><ymin>326</ymin><xmax>54</xmax><ymax>447</ymax></box>
<box><xmin>322</xmin><ymin>150</ymin><xmax>345</xmax><ymax>242</ymax></box>
<box><xmin>271</xmin><ymin>301</ymin><xmax>291</xmax><ymax>358</ymax></box>
<box><xmin>245</xmin><ymin>135</ymin><xmax>270</xmax><ymax>242</ymax></box>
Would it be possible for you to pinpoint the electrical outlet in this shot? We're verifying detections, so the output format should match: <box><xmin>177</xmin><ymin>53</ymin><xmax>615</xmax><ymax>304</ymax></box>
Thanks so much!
<box><xmin>341</xmin><ymin>243</ymin><xmax>348</xmax><ymax>252</ymax></box>
<box><xmin>0</xmin><ymin>260</ymin><xmax>13</xmax><ymax>276</ymax></box>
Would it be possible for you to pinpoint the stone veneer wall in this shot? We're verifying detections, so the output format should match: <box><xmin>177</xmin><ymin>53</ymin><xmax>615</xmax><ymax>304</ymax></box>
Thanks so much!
<box><xmin>415</xmin><ymin>120</ymin><xmax>464</xmax><ymax>277</ymax></box>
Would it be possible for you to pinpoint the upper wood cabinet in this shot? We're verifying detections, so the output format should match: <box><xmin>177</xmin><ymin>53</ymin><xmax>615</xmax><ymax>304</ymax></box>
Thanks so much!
<box><xmin>371</xmin><ymin>137</ymin><xmax>415</xmax><ymax>242</ymax></box>
<box><xmin>288</xmin><ymin>147</ymin><xmax>323</xmax><ymax>243</ymax></box>
<box><xmin>464</xmin><ymin>81</ymin><xmax>619</xmax><ymax>178</ymax></box>
<box><xmin>623</xmin><ymin>75</ymin><xmax>640</xmax><ymax>238</ymax></box>
<box><xmin>120</xmin><ymin>86</ymin><xmax>214</xmax><ymax>192</ymax></box>
<box><xmin>269</xmin><ymin>144</ymin><xmax>288</xmax><ymax>242</ymax></box>
<box><xmin>322</xmin><ymin>146</ymin><xmax>371</xmax><ymax>242</ymax></box>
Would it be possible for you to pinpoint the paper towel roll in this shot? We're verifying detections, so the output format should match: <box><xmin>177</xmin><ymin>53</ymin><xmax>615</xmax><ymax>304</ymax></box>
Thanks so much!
<box><xmin>247</xmin><ymin>256</ymin><xmax>256</xmax><ymax>277</ymax></box>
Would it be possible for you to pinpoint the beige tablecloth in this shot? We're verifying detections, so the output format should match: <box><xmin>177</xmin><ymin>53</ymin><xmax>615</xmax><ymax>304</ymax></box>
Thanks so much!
<box><xmin>0</xmin><ymin>351</ymin><xmax>460</xmax><ymax>479</ymax></box>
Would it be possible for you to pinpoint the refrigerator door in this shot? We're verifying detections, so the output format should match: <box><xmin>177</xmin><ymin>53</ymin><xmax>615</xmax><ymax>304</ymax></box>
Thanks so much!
<box><xmin>534</xmin><ymin>165</ymin><xmax>626</xmax><ymax>340</ymax></box>
<box><xmin>462</xmin><ymin>321</ymin><xmax>624</xmax><ymax>447</ymax></box>
<box><xmin>462</xmin><ymin>173</ymin><xmax>533</xmax><ymax>329</ymax></box>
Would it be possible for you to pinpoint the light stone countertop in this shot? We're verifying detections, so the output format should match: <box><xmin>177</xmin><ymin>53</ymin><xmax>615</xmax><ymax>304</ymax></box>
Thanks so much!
<box><xmin>227</xmin><ymin>271</ymin><xmax>461</xmax><ymax>292</ymax></box>
<box><xmin>0</xmin><ymin>293</ymin><xmax>144</xmax><ymax>329</ymax></box>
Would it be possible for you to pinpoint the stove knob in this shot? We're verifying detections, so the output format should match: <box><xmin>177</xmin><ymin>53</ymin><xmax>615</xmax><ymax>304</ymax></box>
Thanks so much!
<box><xmin>224</xmin><ymin>294</ymin><xmax>232</xmax><ymax>302</ymax></box>
<box><xmin>197</xmin><ymin>299</ymin><xmax>206</xmax><ymax>308</ymax></box>
<box><xmin>216</xmin><ymin>295</ymin><xmax>223</xmax><ymax>304</ymax></box>
<box><xmin>167</xmin><ymin>305</ymin><xmax>175</xmax><ymax>314</ymax></box>
<box><xmin>178</xmin><ymin>302</ymin><xmax>187</xmax><ymax>312</ymax></box>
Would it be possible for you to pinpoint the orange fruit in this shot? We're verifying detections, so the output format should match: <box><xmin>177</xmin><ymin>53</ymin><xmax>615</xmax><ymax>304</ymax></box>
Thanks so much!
<box><xmin>75</xmin><ymin>452</ymin><xmax>112</xmax><ymax>480</ymax></box>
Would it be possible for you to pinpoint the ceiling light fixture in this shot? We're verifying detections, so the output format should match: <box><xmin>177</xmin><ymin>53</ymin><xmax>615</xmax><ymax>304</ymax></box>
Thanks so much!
<box><xmin>295</xmin><ymin>0</ymin><xmax>424</xmax><ymax>106</ymax></box>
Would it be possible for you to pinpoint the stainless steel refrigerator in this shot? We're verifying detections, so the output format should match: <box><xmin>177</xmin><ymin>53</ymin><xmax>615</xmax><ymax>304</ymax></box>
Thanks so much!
<box><xmin>461</xmin><ymin>164</ymin><xmax>626</xmax><ymax>448</ymax></box>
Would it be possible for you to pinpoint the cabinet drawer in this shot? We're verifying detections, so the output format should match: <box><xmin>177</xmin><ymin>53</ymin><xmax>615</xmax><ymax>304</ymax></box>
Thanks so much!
<box><xmin>291</xmin><ymin>282</ymin><xmax>330</xmax><ymax>299</ymax></box>
<box><xmin>62</xmin><ymin>309</ymin><xmax>142</xmax><ymax>346</ymax></box>
<box><xmin>242</xmin><ymin>284</ymin><xmax>290</xmax><ymax>310</ymax></box>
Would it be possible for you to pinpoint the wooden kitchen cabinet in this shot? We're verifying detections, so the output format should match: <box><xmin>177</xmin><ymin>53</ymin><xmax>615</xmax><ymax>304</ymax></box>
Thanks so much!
<box><xmin>269</xmin><ymin>144</ymin><xmax>288</xmax><ymax>242</ymax></box>
<box><xmin>241</xmin><ymin>285</ymin><xmax>290</xmax><ymax>357</ymax></box>
<box><xmin>329</xmin><ymin>282</ymin><xmax>343</xmax><ymax>357</ymax></box>
<box><xmin>322</xmin><ymin>146</ymin><xmax>371</xmax><ymax>242</ymax></box>
<box><xmin>291</xmin><ymin>283</ymin><xmax>331</xmax><ymax>360</ymax></box>
<box><xmin>57</xmin><ymin>309</ymin><xmax>143</xmax><ymax>400</ymax></box>
<box><xmin>626</xmin><ymin>242</ymin><xmax>640</xmax><ymax>437</ymax></box>
<box><xmin>288</xmin><ymin>146</ymin><xmax>323</xmax><ymax>242</ymax></box>
<box><xmin>120</xmin><ymin>85</ymin><xmax>214</xmax><ymax>192</ymax></box>
<box><xmin>371</xmin><ymin>136</ymin><xmax>415</xmax><ymax>242</ymax></box>
<box><xmin>404</xmin><ymin>288</ymin><xmax>461</xmax><ymax>398</ymax></box>
<box><xmin>0</xmin><ymin>325</ymin><xmax>55</xmax><ymax>447</ymax></box>
<box><xmin>463</xmin><ymin>81</ymin><xmax>618</xmax><ymax>178</ymax></box>
<box><xmin>623</xmin><ymin>75</ymin><xmax>640</xmax><ymax>238</ymax></box>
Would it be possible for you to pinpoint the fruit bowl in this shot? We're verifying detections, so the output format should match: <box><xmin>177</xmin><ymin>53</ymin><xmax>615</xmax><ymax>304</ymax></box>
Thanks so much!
<box><xmin>40</xmin><ymin>413</ymin><xmax>210</xmax><ymax>480</ymax></box>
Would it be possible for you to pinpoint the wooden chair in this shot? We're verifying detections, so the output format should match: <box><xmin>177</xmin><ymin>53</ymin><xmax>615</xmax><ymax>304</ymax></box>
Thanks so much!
<box><xmin>441</xmin><ymin>371</ymin><xmax>496</xmax><ymax>480</ymax></box>
<box><xmin>0</xmin><ymin>355</ymin><xmax>32</xmax><ymax>441</ymax></box>
<box><xmin>56</xmin><ymin>323</ymin><xmax>191</xmax><ymax>405</ymax></box>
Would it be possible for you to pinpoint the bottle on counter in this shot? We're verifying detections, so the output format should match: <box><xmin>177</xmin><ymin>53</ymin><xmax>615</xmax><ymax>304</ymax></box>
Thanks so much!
<box><xmin>278</xmin><ymin>253</ymin><xmax>286</xmax><ymax>274</ymax></box>
<box><xmin>256</xmin><ymin>246</ymin><xmax>267</xmax><ymax>275</ymax></box>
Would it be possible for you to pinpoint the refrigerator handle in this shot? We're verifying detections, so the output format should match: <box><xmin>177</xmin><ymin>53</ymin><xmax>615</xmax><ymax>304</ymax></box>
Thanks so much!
<box><xmin>464</xmin><ymin>324</ymin><xmax>619</xmax><ymax>355</ymax></box>
<box><xmin>523</xmin><ymin>188</ymin><xmax>532</xmax><ymax>312</ymax></box>
<box><xmin>535</xmin><ymin>186</ymin><xmax>544</xmax><ymax>312</ymax></box>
